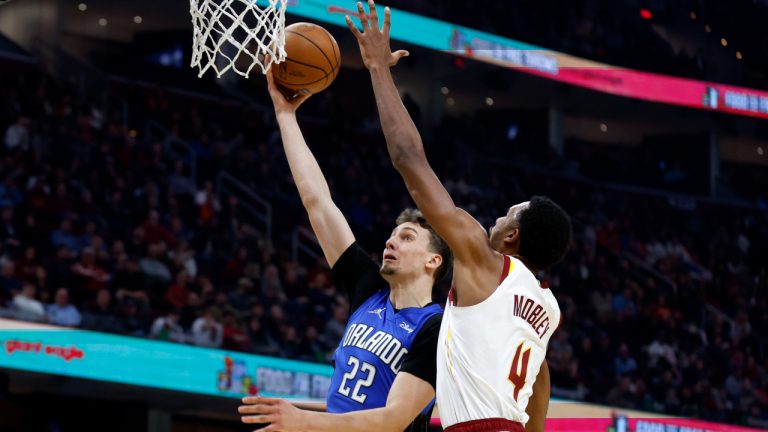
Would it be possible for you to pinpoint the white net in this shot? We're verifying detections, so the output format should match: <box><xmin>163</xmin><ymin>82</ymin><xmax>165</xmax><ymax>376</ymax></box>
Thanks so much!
<box><xmin>190</xmin><ymin>0</ymin><xmax>287</xmax><ymax>79</ymax></box>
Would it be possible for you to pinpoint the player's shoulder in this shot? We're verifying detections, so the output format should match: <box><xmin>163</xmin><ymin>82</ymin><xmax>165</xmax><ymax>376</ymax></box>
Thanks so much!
<box><xmin>410</xmin><ymin>312</ymin><xmax>442</xmax><ymax>344</ymax></box>
<box><xmin>332</xmin><ymin>242</ymin><xmax>376</xmax><ymax>270</ymax></box>
<box><xmin>398</xmin><ymin>304</ymin><xmax>442</xmax><ymax>335</ymax></box>
<box><xmin>504</xmin><ymin>257</ymin><xmax>559</xmax><ymax>299</ymax></box>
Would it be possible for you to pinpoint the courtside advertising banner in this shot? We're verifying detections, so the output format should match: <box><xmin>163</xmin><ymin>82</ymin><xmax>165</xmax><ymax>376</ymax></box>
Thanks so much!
<box><xmin>0</xmin><ymin>319</ymin><xmax>332</xmax><ymax>400</ymax></box>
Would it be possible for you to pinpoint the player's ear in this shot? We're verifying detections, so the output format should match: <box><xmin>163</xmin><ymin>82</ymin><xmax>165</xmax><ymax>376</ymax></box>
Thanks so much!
<box><xmin>503</xmin><ymin>228</ymin><xmax>520</xmax><ymax>250</ymax></box>
<box><xmin>425</xmin><ymin>253</ymin><xmax>442</xmax><ymax>271</ymax></box>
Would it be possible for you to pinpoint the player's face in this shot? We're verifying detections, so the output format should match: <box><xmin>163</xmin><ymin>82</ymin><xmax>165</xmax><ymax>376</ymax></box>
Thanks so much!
<box><xmin>380</xmin><ymin>222</ymin><xmax>435</xmax><ymax>279</ymax></box>
<box><xmin>489</xmin><ymin>201</ymin><xmax>529</xmax><ymax>250</ymax></box>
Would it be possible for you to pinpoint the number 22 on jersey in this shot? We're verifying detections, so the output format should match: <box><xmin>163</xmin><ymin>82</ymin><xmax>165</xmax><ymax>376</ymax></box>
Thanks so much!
<box><xmin>508</xmin><ymin>342</ymin><xmax>531</xmax><ymax>401</ymax></box>
<box><xmin>338</xmin><ymin>356</ymin><xmax>377</xmax><ymax>403</ymax></box>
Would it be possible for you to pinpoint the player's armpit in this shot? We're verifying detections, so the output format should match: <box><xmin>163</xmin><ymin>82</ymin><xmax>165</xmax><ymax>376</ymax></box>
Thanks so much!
<box><xmin>524</xmin><ymin>360</ymin><xmax>550</xmax><ymax>432</ymax></box>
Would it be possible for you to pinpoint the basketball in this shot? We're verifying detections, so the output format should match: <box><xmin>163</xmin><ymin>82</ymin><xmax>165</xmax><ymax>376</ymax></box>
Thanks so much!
<box><xmin>273</xmin><ymin>22</ymin><xmax>340</xmax><ymax>95</ymax></box>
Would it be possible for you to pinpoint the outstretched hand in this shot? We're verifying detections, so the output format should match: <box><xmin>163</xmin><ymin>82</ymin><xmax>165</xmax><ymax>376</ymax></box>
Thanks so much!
<box><xmin>346</xmin><ymin>0</ymin><xmax>409</xmax><ymax>69</ymax></box>
<box><xmin>239</xmin><ymin>396</ymin><xmax>308</xmax><ymax>432</ymax></box>
<box><xmin>266</xmin><ymin>65</ymin><xmax>311</xmax><ymax>115</ymax></box>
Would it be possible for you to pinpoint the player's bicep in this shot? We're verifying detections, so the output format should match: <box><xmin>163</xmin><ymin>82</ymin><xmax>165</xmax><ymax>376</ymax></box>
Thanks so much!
<box><xmin>384</xmin><ymin>372</ymin><xmax>435</xmax><ymax>430</ymax></box>
<box><xmin>305</xmin><ymin>200</ymin><xmax>356</xmax><ymax>267</ymax></box>
<box><xmin>396</xmin><ymin>158</ymin><xmax>493</xmax><ymax>263</ymax></box>
<box><xmin>525</xmin><ymin>360</ymin><xmax>550</xmax><ymax>432</ymax></box>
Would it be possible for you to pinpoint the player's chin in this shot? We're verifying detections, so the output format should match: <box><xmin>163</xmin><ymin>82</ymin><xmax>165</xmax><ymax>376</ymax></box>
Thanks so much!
<box><xmin>380</xmin><ymin>263</ymin><xmax>397</xmax><ymax>276</ymax></box>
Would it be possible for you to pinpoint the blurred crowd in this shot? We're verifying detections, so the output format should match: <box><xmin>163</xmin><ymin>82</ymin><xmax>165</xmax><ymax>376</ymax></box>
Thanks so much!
<box><xmin>0</xmin><ymin>63</ymin><xmax>766</xmax><ymax>429</ymax></box>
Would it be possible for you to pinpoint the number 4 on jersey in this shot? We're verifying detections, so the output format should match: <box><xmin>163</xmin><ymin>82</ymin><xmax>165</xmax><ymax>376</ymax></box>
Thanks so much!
<box><xmin>508</xmin><ymin>342</ymin><xmax>531</xmax><ymax>401</ymax></box>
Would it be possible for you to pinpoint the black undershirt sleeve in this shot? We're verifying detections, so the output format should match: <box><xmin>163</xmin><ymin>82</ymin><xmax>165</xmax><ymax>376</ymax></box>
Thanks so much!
<box><xmin>330</xmin><ymin>243</ymin><xmax>386</xmax><ymax>312</ymax></box>
<box><xmin>399</xmin><ymin>313</ymin><xmax>442</xmax><ymax>390</ymax></box>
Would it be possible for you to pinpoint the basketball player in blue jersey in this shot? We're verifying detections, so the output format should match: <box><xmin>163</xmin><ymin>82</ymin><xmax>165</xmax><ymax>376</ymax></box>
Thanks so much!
<box><xmin>238</xmin><ymin>70</ymin><xmax>452</xmax><ymax>431</ymax></box>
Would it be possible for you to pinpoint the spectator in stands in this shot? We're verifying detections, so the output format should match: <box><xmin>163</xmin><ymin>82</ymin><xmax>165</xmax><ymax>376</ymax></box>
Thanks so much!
<box><xmin>169</xmin><ymin>239</ymin><xmax>197</xmax><ymax>279</ymax></box>
<box><xmin>70</xmin><ymin>247</ymin><xmax>110</xmax><ymax>294</ymax></box>
<box><xmin>0</xmin><ymin>261</ymin><xmax>21</xmax><ymax>301</ymax></box>
<box><xmin>614</xmin><ymin>343</ymin><xmax>639</xmax><ymax>376</ymax></box>
<box><xmin>228</xmin><ymin>277</ymin><xmax>255</xmax><ymax>312</ymax></box>
<box><xmin>11</xmin><ymin>283</ymin><xmax>46</xmax><ymax>322</ymax></box>
<box><xmin>222</xmin><ymin>311</ymin><xmax>250</xmax><ymax>352</ymax></box>
<box><xmin>46</xmin><ymin>287</ymin><xmax>82</xmax><ymax>327</ymax></box>
<box><xmin>50</xmin><ymin>219</ymin><xmax>83</xmax><ymax>253</ymax></box>
<box><xmin>260</xmin><ymin>264</ymin><xmax>285</xmax><ymax>304</ymax></box>
<box><xmin>4</xmin><ymin>115</ymin><xmax>30</xmax><ymax>151</ymax></box>
<box><xmin>297</xmin><ymin>325</ymin><xmax>325</xmax><ymax>363</ymax></box>
<box><xmin>321</xmin><ymin>299</ymin><xmax>348</xmax><ymax>356</ymax></box>
<box><xmin>138</xmin><ymin>210</ymin><xmax>176</xmax><ymax>248</ymax></box>
<box><xmin>139</xmin><ymin>242</ymin><xmax>172</xmax><ymax>284</ymax></box>
<box><xmin>191</xmin><ymin>308</ymin><xmax>223</xmax><ymax>348</ymax></box>
<box><xmin>167</xmin><ymin>161</ymin><xmax>196</xmax><ymax>197</ymax></box>
<box><xmin>81</xmin><ymin>288</ymin><xmax>123</xmax><ymax>333</ymax></box>
<box><xmin>164</xmin><ymin>270</ymin><xmax>191</xmax><ymax>310</ymax></box>
<box><xmin>15</xmin><ymin>246</ymin><xmax>40</xmax><ymax>283</ymax></box>
<box><xmin>149</xmin><ymin>309</ymin><xmax>186</xmax><ymax>343</ymax></box>
<box><xmin>606</xmin><ymin>376</ymin><xmax>637</xmax><ymax>408</ymax></box>
<box><xmin>247</xmin><ymin>315</ymin><xmax>279</xmax><ymax>356</ymax></box>
<box><xmin>195</xmin><ymin>180</ymin><xmax>220</xmax><ymax>223</ymax></box>
<box><xmin>0</xmin><ymin>206</ymin><xmax>19</xmax><ymax>249</ymax></box>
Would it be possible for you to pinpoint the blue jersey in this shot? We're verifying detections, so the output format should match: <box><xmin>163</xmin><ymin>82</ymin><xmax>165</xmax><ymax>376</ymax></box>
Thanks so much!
<box><xmin>327</xmin><ymin>288</ymin><xmax>442</xmax><ymax>413</ymax></box>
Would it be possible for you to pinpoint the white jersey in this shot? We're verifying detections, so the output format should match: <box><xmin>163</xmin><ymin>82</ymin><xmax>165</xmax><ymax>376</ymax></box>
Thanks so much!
<box><xmin>436</xmin><ymin>255</ymin><xmax>561</xmax><ymax>427</ymax></box>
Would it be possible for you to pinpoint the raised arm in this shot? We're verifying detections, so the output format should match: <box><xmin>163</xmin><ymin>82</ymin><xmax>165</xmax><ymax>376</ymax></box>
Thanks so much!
<box><xmin>265</xmin><ymin>71</ymin><xmax>355</xmax><ymax>267</ymax></box>
<box><xmin>346</xmin><ymin>1</ymin><xmax>501</xmax><ymax>304</ymax></box>
<box><xmin>240</xmin><ymin>371</ymin><xmax>434</xmax><ymax>432</ymax></box>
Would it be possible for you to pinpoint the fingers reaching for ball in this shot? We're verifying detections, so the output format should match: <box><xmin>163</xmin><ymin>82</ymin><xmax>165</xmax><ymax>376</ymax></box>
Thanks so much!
<box><xmin>266</xmin><ymin>67</ymin><xmax>311</xmax><ymax>115</ymax></box>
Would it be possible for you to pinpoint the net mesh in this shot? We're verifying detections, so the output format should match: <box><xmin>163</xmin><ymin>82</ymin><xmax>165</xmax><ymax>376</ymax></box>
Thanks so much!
<box><xmin>190</xmin><ymin>0</ymin><xmax>287</xmax><ymax>79</ymax></box>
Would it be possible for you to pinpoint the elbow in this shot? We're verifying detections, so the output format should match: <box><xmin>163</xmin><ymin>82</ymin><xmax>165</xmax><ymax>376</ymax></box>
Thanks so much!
<box><xmin>296</xmin><ymin>184</ymin><xmax>327</xmax><ymax>210</ymax></box>
<box><xmin>387</xmin><ymin>131</ymin><xmax>425</xmax><ymax>169</ymax></box>
<box><xmin>300</xmin><ymin>192</ymin><xmax>322</xmax><ymax>210</ymax></box>
<box><xmin>391</xmin><ymin>149</ymin><xmax>425</xmax><ymax>172</ymax></box>
<box><xmin>384</xmin><ymin>408</ymin><xmax>416</xmax><ymax>432</ymax></box>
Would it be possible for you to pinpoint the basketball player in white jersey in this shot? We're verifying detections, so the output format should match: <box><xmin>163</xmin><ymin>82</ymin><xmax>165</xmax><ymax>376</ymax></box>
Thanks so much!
<box><xmin>346</xmin><ymin>2</ymin><xmax>572</xmax><ymax>431</ymax></box>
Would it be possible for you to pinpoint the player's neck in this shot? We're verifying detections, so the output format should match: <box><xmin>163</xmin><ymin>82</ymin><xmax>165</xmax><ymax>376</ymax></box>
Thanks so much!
<box><xmin>498</xmin><ymin>247</ymin><xmax>539</xmax><ymax>274</ymax></box>
<box><xmin>388</xmin><ymin>278</ymin><xmax>432</xmax><ymax>309</ymax></box>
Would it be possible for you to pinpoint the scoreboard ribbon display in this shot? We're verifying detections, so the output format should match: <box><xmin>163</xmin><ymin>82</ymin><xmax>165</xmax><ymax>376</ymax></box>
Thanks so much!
<box><xmin>286</xmin><ymin>0</ymin><xmax>768</xmax><ymax>120</ymax></box>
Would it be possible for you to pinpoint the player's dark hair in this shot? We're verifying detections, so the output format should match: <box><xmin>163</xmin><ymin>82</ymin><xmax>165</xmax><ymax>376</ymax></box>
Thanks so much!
<box><xmin>396</xmin><ymin>208</ymin><xmax>453</xmax><ymax>284</ymax></box>
<box><xmin>517</xmin><ymin>196</ymin><xmax>572</xmax><ymax>272</ymax></box>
